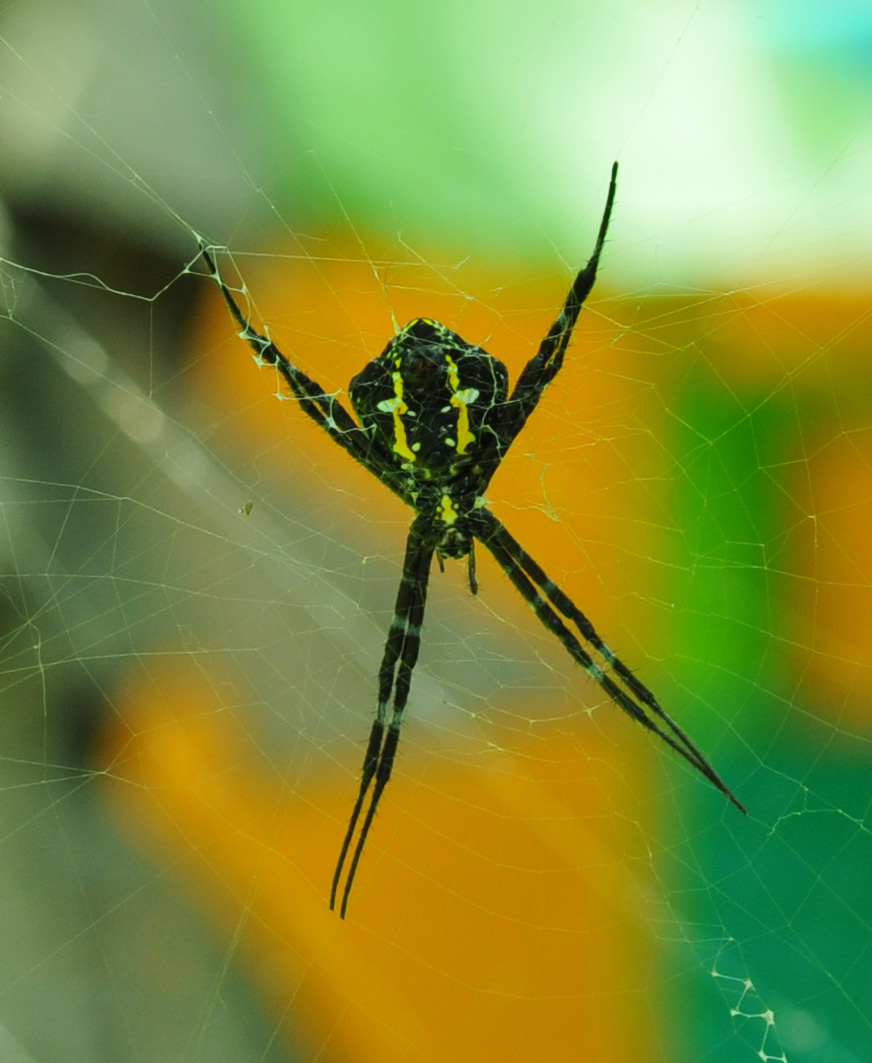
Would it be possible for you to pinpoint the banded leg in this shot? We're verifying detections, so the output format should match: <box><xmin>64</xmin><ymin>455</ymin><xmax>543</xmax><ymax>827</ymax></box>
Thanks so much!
<box><xmin>200</xmin><ymin>243</ymin><xmax>400</xmax><ymax>483</ymax></box>
<box><xmin>492</xmin><ymin>162</ymin><xmax>618</xmax><ymax>463</ymax></box>
<box><xmin>331</xmin><ymin>516</ymin><xmax>437</xmax><ymax>917</ymax></box>
<box><xmin>474</xmin><ymin>510</ymin><xmax>746</xmax><ymax>813</ymax></box>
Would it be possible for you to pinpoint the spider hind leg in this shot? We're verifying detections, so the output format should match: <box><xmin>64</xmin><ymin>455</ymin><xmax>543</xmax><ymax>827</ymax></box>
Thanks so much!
<box><xmin>331</xmin><ymin>724</ymin><xmax>401</xmax><ymax>918</ymax></box>
<box><xmin>329</xmin><ymin>720</ymin><xmax>385</xmax><ymax>913</ymax></box>
<box><xmin>330</xmin><ymin>518</ymin><xmax>436</xmax><ymax>917</ymax></box>
<box><xmin>473</xmin><ymin>509</ymin><xmax>746</xmax><ymax>814</ymax></box>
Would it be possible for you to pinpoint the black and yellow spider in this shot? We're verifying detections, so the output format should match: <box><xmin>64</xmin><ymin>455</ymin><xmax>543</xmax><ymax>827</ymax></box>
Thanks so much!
<box><xmin>200</xmin><ymin>162</ymin><xmax>745</xmax><ymax>918</ymax></box>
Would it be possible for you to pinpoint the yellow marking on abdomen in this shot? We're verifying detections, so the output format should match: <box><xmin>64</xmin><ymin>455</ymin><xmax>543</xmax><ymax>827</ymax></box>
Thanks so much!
<box><xmin>444</xmin><ymin>355</ymin><xmax>477</xmax><ymax>455</ymax></box>
<box><xmin>375</xmin><ymin>363</ymin><xmax>416</xmax><ymax>463</ymax></box>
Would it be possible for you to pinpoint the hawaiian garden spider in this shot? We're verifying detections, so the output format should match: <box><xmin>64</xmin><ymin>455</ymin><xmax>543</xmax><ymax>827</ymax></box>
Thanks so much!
<box><xmin>200</xmin><ymin>161</ymin><xmax>745</xmax><ymax>918</ymax></box>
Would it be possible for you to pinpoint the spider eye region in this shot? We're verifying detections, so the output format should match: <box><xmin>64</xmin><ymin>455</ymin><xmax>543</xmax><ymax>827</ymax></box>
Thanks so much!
<box><xmin>349</xmin><ymin>318</ymin><xmax>509</xmax><ymax>474</ymax></box>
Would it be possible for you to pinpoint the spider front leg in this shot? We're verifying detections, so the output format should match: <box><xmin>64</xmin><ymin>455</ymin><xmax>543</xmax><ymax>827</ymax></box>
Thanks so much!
<box><xmin>198</xmin><ymin>241</ymin><xmax>392</xmax><ymax>477</ymax></box>
<box><xmin>491</xmin><ymin>162</ymin><xmax>618</xmax><ymax>465</ymax></box>
<box><xmin>331</xmin><ymin>516</ymin><xmax>437</xmax><ymax>918</ymax></box>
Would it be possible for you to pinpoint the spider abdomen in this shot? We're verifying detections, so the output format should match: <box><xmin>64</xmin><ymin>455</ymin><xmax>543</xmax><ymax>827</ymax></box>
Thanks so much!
<box><xmin>349</xmin><ymin>318</ymin><xmax>509</xmax><ymax>476</ymax></box>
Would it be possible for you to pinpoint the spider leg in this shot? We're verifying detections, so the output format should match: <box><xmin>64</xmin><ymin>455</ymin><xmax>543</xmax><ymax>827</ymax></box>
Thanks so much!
<box><xmin>489</xmin><ymin>163</ymin><xmax>618</xmax><ymax>469</ymax></box>
<box><xmin>199</xmin><ymin>243</ymin><xmax>407</xmax><ymax>491</ymax></box>
<box><xmin>474</xmin><ymin>511</ymin><xmax>746</xmax><ymax>813</ymax></box>
<box><xmin>331</xmin><ymin>516</ymin><xmax>436</xmax><ymax>917</ymax></box>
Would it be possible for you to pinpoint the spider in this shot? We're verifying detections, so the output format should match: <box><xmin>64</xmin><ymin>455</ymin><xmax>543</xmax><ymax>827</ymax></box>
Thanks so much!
<box><xmin>199</xmin><ymin>161</ymin><xmax>746</xmax><ymax>918</ymax></box>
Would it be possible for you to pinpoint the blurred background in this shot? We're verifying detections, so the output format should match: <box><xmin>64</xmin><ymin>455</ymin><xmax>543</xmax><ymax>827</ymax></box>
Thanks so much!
<box><xmin>0</xmin><ymin>0</ymin><xmax>871</xmax><ymax>1060</ymax></box>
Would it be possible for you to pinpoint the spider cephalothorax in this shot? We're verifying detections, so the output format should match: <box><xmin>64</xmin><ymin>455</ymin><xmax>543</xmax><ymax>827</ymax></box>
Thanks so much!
<box><xmin>200</xmin><ymin>161</ymin><xmax>745</xmax><ymax>919</ymax></box>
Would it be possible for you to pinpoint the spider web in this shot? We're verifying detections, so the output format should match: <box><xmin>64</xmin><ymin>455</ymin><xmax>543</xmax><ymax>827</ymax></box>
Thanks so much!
<box><xmin>1</xmin><ymin>1</ymin><xmax>871</xmax><ymax>1061</ymax></box>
